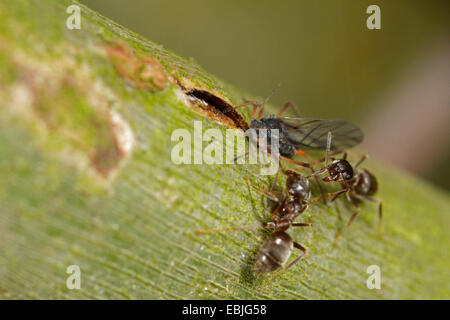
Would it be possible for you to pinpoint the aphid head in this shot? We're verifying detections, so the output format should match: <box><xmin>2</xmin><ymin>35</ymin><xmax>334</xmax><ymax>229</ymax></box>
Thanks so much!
<box><xmin>285</xmin><ymin>170</ymin><xmax>311</xmax><ymax>201</ymax></box>
<box><xmin>326</xmin><ymin>159</ymin><xmax>354</xmax><ymax>181</ymax></box>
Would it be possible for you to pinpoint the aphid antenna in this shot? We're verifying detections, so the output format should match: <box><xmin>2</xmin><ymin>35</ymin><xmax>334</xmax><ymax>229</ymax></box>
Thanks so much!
<box><xmin>257</xmin><ymin>83</ymin><xmax>282</xmax><ymax>118</ymax></box>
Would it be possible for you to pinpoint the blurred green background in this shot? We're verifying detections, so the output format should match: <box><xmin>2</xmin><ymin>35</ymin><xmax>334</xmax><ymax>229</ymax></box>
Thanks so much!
<box><xmin>80</xmin><ymin>0</ymin><xmax>449</xmax><ymax>189</ymax></box>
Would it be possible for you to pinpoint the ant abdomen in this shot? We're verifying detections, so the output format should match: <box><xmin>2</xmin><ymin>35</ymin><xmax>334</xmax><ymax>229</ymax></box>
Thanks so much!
<box><xmin>354</xmin><ymin>169</ymin><xmax>378</xmax><ymax>196</ymax></box>
<box><xmin>254</xmin><ymin>231</ymin><xmax>293</xmax><ymax>274</ymax></box>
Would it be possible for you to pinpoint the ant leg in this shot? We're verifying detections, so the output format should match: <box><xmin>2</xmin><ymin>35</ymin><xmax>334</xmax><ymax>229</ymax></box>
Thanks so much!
<box><xmin>309</xmin><ymin>151</ymin><xmax>344</xmax><ymax>165</ymax></box>
<box><xmin>277</xmin><ymin>101</ymin><xmax>300</xmax><ymax>117</ymax></box>
<box><xmin>331</xmin><ymin>189</ymin><xmax>347</xmax><ymax>202</ymax></box>
<box><xmin>355</xmin><ymin>195</ymin><xmax>383</xmax><ymax>236</ymax></box>
<box><xmin>269</xmin><ymin>160</ymin><xmax>281</xmax><ymax>192</ymax></box>
<box><xmin>374</xmin><ymin>198</ymin><xmax>383</xmax><ymax>235</ymax></box>
<box><xmin>269</xmin><ymin>202</ymin><xmax>282</xmax><ymax>221</ymax></box>
<box><xmin>310</xmin><ymin>188</ymin><xmax>346</xmax><ymax>203</ymax></box>
<box><xmin>243</xmin><ymin>176</ymin><xmax>280</xmax><ymax>203</ymax></box>
<box><xmin>326</xmin><ymin>178</ymin><xmax>351</xmax><ymax>202</ymax></box>
<box><xmin>291</xmin><ymin>222</ymin><xmax>312</xmax><ymax>227</ymax></box>
<box><xmin>354</xmin><ymin>154</ymin><xmax>368</xmax><ymax>169</ymax></box>
<box><xmin>279</xmin><ymin>156</ymin><xmax>322</xmax><ymax>178</ymax></box>
<box><xmin>280</xmin><ymin>156</ymin><xmax>312</xmax><ymax>171</ymax></box>
<box><xmin>333</xmin><ymin>195</ymin><xmax>360</xmax><ymax>245</ymax></box>
<box><xmin>285</xmin><ymin>242</ymin><xmax>307</xmax><ymax>270</ymax></box>
<box><xmin>340</xmin><ymin>172</ymin><xmax>351</xmax><ymax>190</ymax></box>
<box><xmin>263</xmin><ymin>241</ymin><xmax>307</xmax><ymax>292</ymax></box>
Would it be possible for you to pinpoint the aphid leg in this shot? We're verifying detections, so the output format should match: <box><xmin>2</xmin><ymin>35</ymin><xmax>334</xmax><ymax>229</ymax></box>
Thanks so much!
<box><xmin>257</xmin><ymin>84</ymin><xmax>282</xmax><ymax>120</ymax></box>
<box><xmin>333</xmin><ymin>195</ymin><xmax>360</xmax><ymax>245</ymax></box>
<box><xmin>233</xmin><ymin>151</ymin><xmax>249</xmax><ymax>162</ymax></box>
<box><xmin>277</xmin><ymin>101</ymin><xmax>300</xmax><ymax>117</ymax></box>
<box><xmin>243</xmin><ymin>176</ymin><xmax>280</xmax><ymax>203</ymax></box>
<box><xmin>353</xmin><ymin>154</ymin><xmax>368</xmax><ymax>169</ymax></box>
<box><xmin>233</xmin><ymin>101</ymin><xmax>259</xmax><ymax>111</ymax></box>
<box><xmin>233</xmin><ymin>101</ymin><xmax>261</xmax><ymax>120</ymax></box>
<box><xmin>235</xmin><ymin>131</ymin><xmax>273</xmax><ymax>162</ymax></box>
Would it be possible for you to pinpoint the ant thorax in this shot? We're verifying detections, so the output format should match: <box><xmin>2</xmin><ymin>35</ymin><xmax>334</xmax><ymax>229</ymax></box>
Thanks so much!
<box><xmin>272</xmin><ymin>196</ymin><xmax>307</xmax><ymax>232</ymax></box>
<box><xmin>279</xmin><ymin>198</ymin><xmax>304</xmax><ymax>218</ymax></box>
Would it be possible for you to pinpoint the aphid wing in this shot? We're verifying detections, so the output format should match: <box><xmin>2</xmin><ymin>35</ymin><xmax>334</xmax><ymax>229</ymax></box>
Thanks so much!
<box><xmin>281</xmin><ymin>117</ymin><xmax>364</xmax><ymax>151</ymax></box>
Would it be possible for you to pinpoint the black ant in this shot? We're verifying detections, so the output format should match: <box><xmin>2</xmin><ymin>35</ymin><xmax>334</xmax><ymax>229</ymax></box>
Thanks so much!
<box><xmin>309</xmin><ymin>132</ymin><xmax>383</xmax><ymax>245</ymax></box>
<box><xmin>195</xmin><ymin>169</ymin><xmax>313</xmax><ymax>275</ymax></box>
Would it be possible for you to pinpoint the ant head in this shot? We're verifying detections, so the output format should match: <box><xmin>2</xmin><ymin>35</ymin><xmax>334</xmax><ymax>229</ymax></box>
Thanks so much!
<box><xmin>285</xmin><ymin>170</ymin><xmax>311</xmax><ymax>201</ymax></box>
<box><xmin>326</xmin><ymin>159</ymin><xmax>354</xmax><ymax>181</ymax></box>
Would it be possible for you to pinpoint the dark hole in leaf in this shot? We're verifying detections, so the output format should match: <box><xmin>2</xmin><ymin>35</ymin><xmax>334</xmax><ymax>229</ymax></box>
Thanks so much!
<box><xmin>186</xmin><ymin>89</ymin><xmax>249</xmax><ymax>131</ymax></box>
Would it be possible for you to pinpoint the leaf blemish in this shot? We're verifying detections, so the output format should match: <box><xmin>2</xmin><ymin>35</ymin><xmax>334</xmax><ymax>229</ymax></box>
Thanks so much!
<box><xmin>184</xmin><ymin>89</ymin><xmax>249</xmax><ymax>131</ymax></box>
<box><xmin>105</xmin><ymin>40</ymin><xmax>168</xmax><ymax>91</ymax></box>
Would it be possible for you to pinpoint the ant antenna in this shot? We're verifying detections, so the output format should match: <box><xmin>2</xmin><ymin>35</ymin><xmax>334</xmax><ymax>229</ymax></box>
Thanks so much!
<box><xmin>195</xmin><ymin>224</ymin><xmax>270</xmax><ymax>234</ymax></box>
<box><xmin>325</xmin><ymin>131</ymin><xmax>332</xmax><ymax>167</ymax></box>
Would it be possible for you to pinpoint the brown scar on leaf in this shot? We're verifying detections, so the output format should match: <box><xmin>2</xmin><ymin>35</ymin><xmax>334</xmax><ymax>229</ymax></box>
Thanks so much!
<box><xmin>105</xmin><ymin>40</ymin><xmax>168</xmax><ymax>91</ymax></box>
